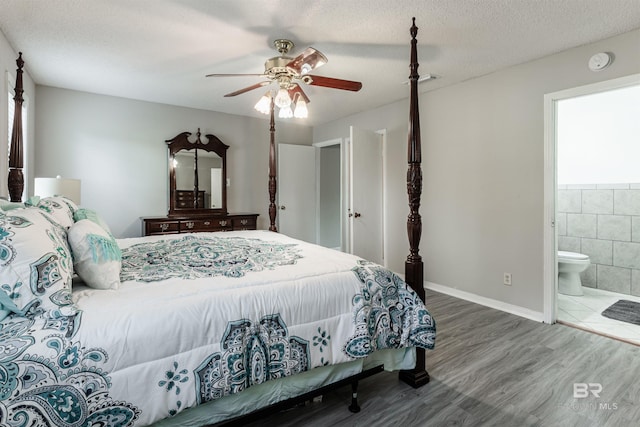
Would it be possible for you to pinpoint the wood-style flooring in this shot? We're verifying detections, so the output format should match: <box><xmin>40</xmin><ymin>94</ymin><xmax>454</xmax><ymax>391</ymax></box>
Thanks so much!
<box><xmin>247</xmin><ymin>290</ymin><xmax>640</xmax><ymax>426</ymax></box>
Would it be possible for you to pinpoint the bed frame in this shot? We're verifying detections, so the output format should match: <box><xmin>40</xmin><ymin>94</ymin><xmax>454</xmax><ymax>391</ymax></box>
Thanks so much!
<box><xmin>8</xmin><ymin>52</ymin><xmax>24</xmax><ymax>203</ymax></box>
<box><xmin>7</xmin><ymin>17</ymin><xmax>428</xmax><ymax>425</ymax></box>
<box><xmin>266</xmin><ymin>18</ymin><xmax>429</xmax><ymax>388</ymax></box>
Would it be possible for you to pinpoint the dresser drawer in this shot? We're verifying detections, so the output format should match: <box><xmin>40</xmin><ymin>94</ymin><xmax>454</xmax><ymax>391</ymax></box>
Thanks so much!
<box><xmin>142</xmin><ymin>213</ymin><xmax>258</xmax><ymax>237</ymax></box>
<box><xmin>180</xmin><ymin>218</ymin><xmax>232</xmax><ymax>232</ymax></box>
<box><xmin>145</xmin><ymin>220</ymin><xmax>180</xmax><ymax>235</ymax></box>
<box><xmin>232</xmin><ymin>217</ymin><xmax>257</xmax><ymax>230</ymax></box>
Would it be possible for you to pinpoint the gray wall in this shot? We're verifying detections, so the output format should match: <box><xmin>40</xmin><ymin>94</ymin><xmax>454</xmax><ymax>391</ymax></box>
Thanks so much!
<box><xmin>558</xmin><ymin>184</ymin><xmax>640</xmax><ymax>296</ymax></box>
<box><xmin>314</xmin><ymin>29</ymin><xmax>640</xmax><ymax>314</ymax></box>
<box><xmin>34</xmin><ymin>86</ymin><xmax>312</xmax><ymax>237</ymax></box>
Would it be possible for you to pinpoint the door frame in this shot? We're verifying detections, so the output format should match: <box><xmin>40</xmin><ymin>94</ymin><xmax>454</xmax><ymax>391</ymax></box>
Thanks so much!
<box><xmin>313</xmin><ymin>129</ymin><xmax>386</xmax><ymax>260</ymax></box>
<box><xmin>313</xmin><ymin>138</ymin><xmax>345</xmax><ymax>250</ymax></box>
<box><xmin>542</xmin><ymin>73</ymin><xmax>640</xmax><ymax>324</ymax></box>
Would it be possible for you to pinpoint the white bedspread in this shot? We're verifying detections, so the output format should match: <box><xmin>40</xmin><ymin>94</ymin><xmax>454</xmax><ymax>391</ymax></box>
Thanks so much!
<box><xmin>0</xmin><ymin>230</ymin><xmax>435</xmax><ymax>426</ymax></box>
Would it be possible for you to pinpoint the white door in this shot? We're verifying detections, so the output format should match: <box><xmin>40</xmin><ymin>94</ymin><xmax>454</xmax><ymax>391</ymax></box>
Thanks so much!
<box><xmin>210</xmin><ymin>168</ymin><xmax>222</xmax><ymax>208</ymax></box>
<box><xmin>349</xmin><ymin>126</ymin><xmax>383</xmax><ymax>264</ymax></box>
<box><xmin>278</xmin><ymin>143</ymin><xmax>317</xmax><ymax>243</ymax></box>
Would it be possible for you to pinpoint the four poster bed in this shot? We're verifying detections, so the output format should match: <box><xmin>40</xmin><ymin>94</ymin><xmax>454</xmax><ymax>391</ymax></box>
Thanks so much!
<box><xmin>0</xmin><ymin>19</ymin><xmax>434</xmax><ymax>427</ymax></box>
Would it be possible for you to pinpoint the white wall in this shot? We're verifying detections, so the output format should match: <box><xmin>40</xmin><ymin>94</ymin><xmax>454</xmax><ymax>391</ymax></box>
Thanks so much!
<box><xmin>34</xmin><ymin>87</ymin><xmax>312</xmax><ymax>237</ymax></box>
<box><xmin>314</xmin><ymin>29</ymin><xmax>640</xmax><ymax>314</ymax></box>
<box><xmin>558</xmin><ymin>84</ymin><xmax>640</xmax><ymax>184</ymax></box>
<box><xmin>0</xmin><ymin>30</ymin><xmax>36</xmax><ymax>199</ymax></box>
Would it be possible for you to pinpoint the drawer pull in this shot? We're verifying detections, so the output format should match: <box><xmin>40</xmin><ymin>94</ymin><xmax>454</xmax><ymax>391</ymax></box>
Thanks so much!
<box><xmin>240</xmin><ymin>219</ymin><xmax>248</xmax><ymax>225</ymax></box>
<box><xmin>185</xmin><ymin>221</ymin><xmax>194</xmax><ymax>229</ymax></box>
<box><xmin>219</xmin><ymin>220</ymin><xmax>228</xmax><ymax>226</ymax></box>
<box><xmin>160</xmin><ymin>223</ymin><xmax>169</xmax><ymax>231</ymax></box>
<box><xmin>204</xmin><ymin>221</ymin><xmax>211</xmax><ymax>225</ymax></box>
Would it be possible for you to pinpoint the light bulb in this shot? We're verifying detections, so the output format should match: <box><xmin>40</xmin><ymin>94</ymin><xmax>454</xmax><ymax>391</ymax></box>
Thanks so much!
<box><xmin>278</xmin><ymin>105</ymin><xmax>293</xmax><ymax>118</ymax></box>
<box><xmin>274</xmin><ymin>88</ymin><xmax>292</xmax><ymax>109</ymax></box>
<box><xmin>293</xmin><ymin>99</ymin><xmax>308</xmax><ymax>118</ymax></box>
<box><xmin>253</xmin><ymin>94</ymin><xmax>271</xmax><ymax>115</ymax></box>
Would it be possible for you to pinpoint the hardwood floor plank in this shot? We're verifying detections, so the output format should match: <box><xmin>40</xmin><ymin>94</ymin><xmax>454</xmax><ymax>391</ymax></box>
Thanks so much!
<box><xmin>245</xmin><ymin>290</ymin><xmax>639</xmax><ymax>426</ymax></box>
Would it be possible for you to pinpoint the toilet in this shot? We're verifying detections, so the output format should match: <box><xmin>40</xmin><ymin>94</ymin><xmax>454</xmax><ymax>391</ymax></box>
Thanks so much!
<box><xmin>557</xmin><ymin>251</ymin><xmax>591</xmax><ymax>296</ymax></box>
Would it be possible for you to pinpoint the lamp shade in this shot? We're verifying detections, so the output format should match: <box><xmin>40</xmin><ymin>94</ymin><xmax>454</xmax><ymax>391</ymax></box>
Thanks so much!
<box><xmin>34</xmin><ymin>176</ymin><xmax>81</xmax><ymax>205</ymax></box>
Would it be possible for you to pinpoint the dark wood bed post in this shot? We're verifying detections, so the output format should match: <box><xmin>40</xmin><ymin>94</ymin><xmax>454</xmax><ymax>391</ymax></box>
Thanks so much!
<box><xmin>8</xmin><ymin>52</ymin><xmax>25</xmax><ymax>202</ymax></box>
<box><xmin>268</xmin><ymin>96</ymin><xmax>278</xmax><ymax>232</ymax></box>
<box><xmin>399</xmin><ymin>18</ymin><xmax>430</xmax><ymax>389</ymax></box>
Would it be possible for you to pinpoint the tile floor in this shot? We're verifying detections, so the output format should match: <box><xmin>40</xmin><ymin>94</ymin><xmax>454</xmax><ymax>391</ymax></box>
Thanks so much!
<box><xmin>557</xmin><ymin>287</ymin><xmax>640</xmax><ymax>345</ymax></box>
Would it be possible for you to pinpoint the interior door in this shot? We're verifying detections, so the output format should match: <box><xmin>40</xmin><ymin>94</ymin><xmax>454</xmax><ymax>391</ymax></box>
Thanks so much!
<box><xmin>278</xmin><ymin>143</ymin><xmax>317</xmax><ymax>243</ymax></box>
<box><xmin>349</xmin><ymin>126</ymin><xmax>383</xmax><ymax>264</ymax></box>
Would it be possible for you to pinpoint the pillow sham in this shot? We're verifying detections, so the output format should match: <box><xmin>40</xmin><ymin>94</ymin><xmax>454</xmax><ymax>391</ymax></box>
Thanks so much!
<box><xmin>73</xmin><ymin>207</ymin><xmax>111</xmax><ymax>234</ymax></box>
<box><xmin>0</xmin><ymin>207</ymin><xmax>76</xmax><ymax>320</ymax></box>
<box><xmin>37</xmin><ymin>196</ymin><xmax>78</xmax><ymax>229</ymax></box>
<box><xmin>68</xmin><ymin>219</ymin><xmax>121</xmax><ymax>290</ymax></box>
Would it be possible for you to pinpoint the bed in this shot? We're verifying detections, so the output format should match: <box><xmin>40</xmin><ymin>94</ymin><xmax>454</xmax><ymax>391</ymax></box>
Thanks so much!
<box><xmin>0</xmin><ymin>18</ymin><xmax>433</xmax><ymax>427</ymax></box>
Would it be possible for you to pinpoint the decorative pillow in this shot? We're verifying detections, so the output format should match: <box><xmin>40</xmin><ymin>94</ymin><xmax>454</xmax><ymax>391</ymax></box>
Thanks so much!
<box><xmin>73</xmin><ymin>207</ymin><xmax>111</xmax><ymax>234</ymax></box>
<box><xmin>0</xmin><ymin>199</ymin><xmax>25</xmax><ymax>212</ymax></box>
<box><xmin>0</xmin><ymin>207</ymin><xmax>76</xmax><ymax>320</ymax></box>
<box><xmin>37</xmin><ymin>196</ymin><xmax>78</xmax><ymax>229</ymax></box>
<box><xmin>68</xmin><ymin>219</ymin><xmax>121</xmax><ymax>290</ymax></box>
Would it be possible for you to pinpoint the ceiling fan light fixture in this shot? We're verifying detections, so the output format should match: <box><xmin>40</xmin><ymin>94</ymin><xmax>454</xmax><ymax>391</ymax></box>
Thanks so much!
<box><xmin>274</xmin><ymin>88</ymin><xmax>292</xmax><ymax>109</ymax></box>
<box><xmin>279</xmin><ymin>105</ymin><xmax>293</xmax><ymax>119</ymax></box>
<box><xmin>294</xmin><ymin>99</ymin><xmax>308</xmax><ymax>118</ymax></box>
<box><xmin>254</xmin><ymin>92</ymin><xmax>271</xmax><ymax>115</ymax></box>
<box><xmin>209</xmin><ymin>38</ymin><xmax>360</xmax><ymax>120</ymax></box>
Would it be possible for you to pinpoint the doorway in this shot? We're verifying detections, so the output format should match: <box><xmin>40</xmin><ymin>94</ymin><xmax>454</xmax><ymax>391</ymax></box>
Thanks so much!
<box><xmin>314</xmin><ymin>139</ymin><xmax>344</xmax><ymax>250</ymax></box>
<box><xmin>543</xmin><ymin>73</ymin><xmax>640</xmax><ymax>344</ymax></box>
<box><xmin>314</xmin><ymin>128</ymin><xmax>385</xmax><ymax>265</ymax></box>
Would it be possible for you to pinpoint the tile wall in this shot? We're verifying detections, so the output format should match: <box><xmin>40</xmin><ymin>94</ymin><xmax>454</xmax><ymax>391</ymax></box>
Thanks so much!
<box><xmin>557</xmin><ymin>183</ymin><xmax>640</xmax><ymax>297</ymax></box>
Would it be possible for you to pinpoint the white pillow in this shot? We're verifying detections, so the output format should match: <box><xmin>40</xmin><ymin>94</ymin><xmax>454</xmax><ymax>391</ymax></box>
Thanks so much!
<box><xmin>0</xmin><ymin>207</ymin><xmax>76</xmax><ymax>319</ymax></box>
<box><xmin>36</xmin><ymin>196</ymin><xmax>78</xmax><ymax>229</ymax></box>
<box><xmin>68</xmin><ymin>219</ymin><xmax>122</xmax><ymax>290</ymax></box>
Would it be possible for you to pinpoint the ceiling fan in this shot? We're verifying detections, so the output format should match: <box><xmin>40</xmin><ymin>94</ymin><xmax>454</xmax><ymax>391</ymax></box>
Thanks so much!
<box><xmin>206</xmin><ymin>39</ymin><xmax>362</xmax><ymax>118</ymax></box>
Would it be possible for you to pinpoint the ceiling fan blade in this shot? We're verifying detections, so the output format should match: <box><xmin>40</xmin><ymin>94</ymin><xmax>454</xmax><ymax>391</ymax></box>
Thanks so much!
<box><xmin>286</xmin><ymin>47</ymin><xmax>328</xmax><ymax>75</ymax></box>
<box><xmin>288</xmin><ymin>84</ymin><xmax>310</xmax><ymax>104</ymax></box>
<box><xmin>224</xmin><ymin>81</ymin><xmax>271</xmax><ymax>97</ymax></box>
<box><xmin>206</xmin><ymin>73</ymin><xmax>265</xmax><ymax>78</ymax></box>
<box><xmin>304</xmin><ymin>75</ymin><xmax>362</xmax><ymax>92</ymax></box>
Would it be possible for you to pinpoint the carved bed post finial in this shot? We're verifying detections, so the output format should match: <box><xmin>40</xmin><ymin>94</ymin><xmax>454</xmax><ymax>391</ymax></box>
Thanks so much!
<box><xmin>8</xmin><ymin>52</ymin><xmax>25</xmax><ymax>202</ymax></box>
<box><xmin>268</xmin><ymin>96</ymin><xmax>278</xmax><ymax>232</ymax></box>
<box><xmin>399</xmin><ymin>18</ymin><xmax>430</xmax><ymax>389</ymax></box>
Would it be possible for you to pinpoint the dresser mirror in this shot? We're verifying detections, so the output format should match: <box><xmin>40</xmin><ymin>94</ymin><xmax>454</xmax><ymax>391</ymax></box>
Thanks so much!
<box><xmin>167</xmin><ymin>129</ymin><xmax>228</xmax><ymax>216</ymax></box>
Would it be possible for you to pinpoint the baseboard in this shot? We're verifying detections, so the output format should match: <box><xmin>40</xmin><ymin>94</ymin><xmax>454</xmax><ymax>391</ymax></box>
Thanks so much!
<box><xmin>424</xmin><ymin>281</ymin><xmax>544</xmax><ymax>323</ymax></box>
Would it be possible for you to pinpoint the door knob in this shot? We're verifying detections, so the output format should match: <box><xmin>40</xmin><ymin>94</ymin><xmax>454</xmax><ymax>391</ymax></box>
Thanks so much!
<box><xmin>280</xmin><ymin>206</ymin><xmax>286</xmax><ymax>210</ymax></box>
<box><xmin>354</xmin><ymin>212</ymin><xmax>361</xmax><ymax>218</ymax></box>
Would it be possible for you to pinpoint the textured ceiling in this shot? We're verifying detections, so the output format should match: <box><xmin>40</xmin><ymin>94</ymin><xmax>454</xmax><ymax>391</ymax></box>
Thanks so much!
<box><xmin>1</xmin><ymin>0</ymin><xmax>639</xmax><ymax>126</ymax></box>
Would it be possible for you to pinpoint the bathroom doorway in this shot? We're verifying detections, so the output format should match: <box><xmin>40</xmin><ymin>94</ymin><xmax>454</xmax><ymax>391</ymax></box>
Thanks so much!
<box><xmin>315</xmin><ymin>139</ymin><xmax>344</xmax><ymax>250</ymax></box>
<box><xmin>544</xmin><ymin>74</ymin><xmax>640</xmax><ymax>344</ymax></box>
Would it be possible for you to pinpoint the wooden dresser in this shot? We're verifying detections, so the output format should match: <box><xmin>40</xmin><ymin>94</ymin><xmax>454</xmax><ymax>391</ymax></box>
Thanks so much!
<box><xmin>141</xmin><ymin>213</ymin><xmax>259</xmax><ymax>236</ymax></box>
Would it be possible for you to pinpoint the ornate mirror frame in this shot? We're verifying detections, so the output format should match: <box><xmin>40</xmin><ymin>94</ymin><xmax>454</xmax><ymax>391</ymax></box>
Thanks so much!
<box><xmin>167</xmin><ymin>129</ymin><xmax>228</xmax><ymax>217</ymax></box>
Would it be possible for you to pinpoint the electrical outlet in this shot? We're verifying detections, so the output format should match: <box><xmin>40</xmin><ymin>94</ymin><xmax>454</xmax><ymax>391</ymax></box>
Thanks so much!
<box><xmin>503</xmin><ymin>272</ymin><xmax>512</xmax><ymax>286</ymax></box>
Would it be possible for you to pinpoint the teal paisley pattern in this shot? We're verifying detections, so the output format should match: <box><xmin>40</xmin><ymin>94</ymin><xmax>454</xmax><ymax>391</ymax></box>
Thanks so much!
<box><xmin>195</xmin><ymin>314</ymin><xmax>310</xmax><ymax>404</ymax></box>
<box><xmin>0</xmin><ymin>315</ymin><xmax>140</xmax><ymax>426</ymax></box>
<box><xmin>120</xmin><ymin>235</ymin><xmax>302</xmax><ymax>282</ymax></box>
<box><xmin>0</xmin><ymin>208</ymin><xmax>75</xmax><ymax>320</ymax></box>
<box><xmin>343</xmin><ymin>260</ymin><xmax>436</xmax><ymax>358</ymax></box>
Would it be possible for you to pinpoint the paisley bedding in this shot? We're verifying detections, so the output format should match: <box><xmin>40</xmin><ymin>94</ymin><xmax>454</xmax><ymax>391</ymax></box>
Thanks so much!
<box><xmin>0</xmin><ymin>229</ymin><xmax>435</xmax><ymax>426</ymax></box>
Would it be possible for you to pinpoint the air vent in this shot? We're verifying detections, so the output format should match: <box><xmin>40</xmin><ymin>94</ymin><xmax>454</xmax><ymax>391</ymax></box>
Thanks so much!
<box><xmin>402</xmin><ymin>74</ymin><xmax>439</xmax><ymax>85</ymax></box>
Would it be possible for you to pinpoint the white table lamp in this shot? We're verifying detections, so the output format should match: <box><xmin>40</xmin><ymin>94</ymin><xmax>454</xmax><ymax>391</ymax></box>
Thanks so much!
<box><xmin>34</xmin><ymin>176</ymin><xmax>81</xmax><ymax>205</ymax></box>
